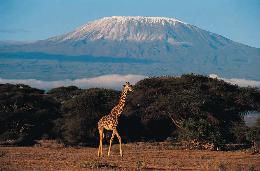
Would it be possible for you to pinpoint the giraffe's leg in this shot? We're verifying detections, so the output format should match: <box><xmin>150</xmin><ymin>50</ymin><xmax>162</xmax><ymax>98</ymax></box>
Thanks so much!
<box><xmin>98</xmin><ymin>134</ymin><xmax>101</xmax><ymax>156</ymax></box>
<box><xmin>98</xmin><ymin>128</ymin><xmax>103</xmax><ymax>157</ymax></box>
<box><xmin>108</xmin><ymin>131</ymin><xmax>115</xmax><ymax>156</ymax></box>
<box><xmin>114</xmin><ymin>129</ymin><xmax>123</xmax><ymax>157</ymax></box>
<box><xmin>100</xmin><ymin>130</ymin><xmax>103</xmax><ymax>156</ymax></box>
<box><xmin>98</xmin><ymin>135</ymin><xmax>101</xmax><ymax>156</ymax></box>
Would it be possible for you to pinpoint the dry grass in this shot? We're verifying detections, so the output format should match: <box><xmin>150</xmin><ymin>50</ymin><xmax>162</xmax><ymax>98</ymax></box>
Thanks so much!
<box><xmin>0</xmin><ymin>142</ymin><xmax>259</xmax><ymax>170</ymax></box>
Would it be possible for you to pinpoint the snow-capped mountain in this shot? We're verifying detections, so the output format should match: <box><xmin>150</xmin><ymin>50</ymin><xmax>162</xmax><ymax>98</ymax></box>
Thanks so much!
<box><xmin>48</xmin><ymin>16</ymin><xmax>189</xmax><ymax>42</ymax></box>
<box><xmin>33</xmin><ymin>16</ymin><xmax>235</xmax><ymax>58</ymax></box>
<box><xmin>0</xmin><ymin>16</ymin><xmax>259</xmax><ymax>81</ymax></box>
<box><xmin>0</xmin><ymin>16</ymin><xmax>238</xmax><ymax>57</ymax></box>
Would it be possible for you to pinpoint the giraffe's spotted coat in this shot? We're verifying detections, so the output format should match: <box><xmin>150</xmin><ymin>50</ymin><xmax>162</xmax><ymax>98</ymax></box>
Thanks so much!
<box><xmin>97</xmin><ymin>82</ymin><xmax>133</xmax><ymax>157</ymax></box>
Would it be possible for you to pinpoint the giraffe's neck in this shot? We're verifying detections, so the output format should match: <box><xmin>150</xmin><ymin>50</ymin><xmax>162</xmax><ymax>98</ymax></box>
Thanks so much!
<box><xmin>111</xmin><ymin>88</ymin><xmax>128</xmax><ymax>117</ymax></box>
<box><xmin>118</xmin><ymin>89</ymin><xmax>127</xmax><ymax>107</ymax></box>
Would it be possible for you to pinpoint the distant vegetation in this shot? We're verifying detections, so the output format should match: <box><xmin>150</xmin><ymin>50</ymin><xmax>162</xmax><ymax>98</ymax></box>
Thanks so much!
<box><xmin>0</xmin><ymin>84</ymin><xmax>59</xmax><ymax>145</ymax></box>
<box><xmin>0</xmin><ymin>74</ymin><xmax>259</xmax><ymax>147</ymax></box>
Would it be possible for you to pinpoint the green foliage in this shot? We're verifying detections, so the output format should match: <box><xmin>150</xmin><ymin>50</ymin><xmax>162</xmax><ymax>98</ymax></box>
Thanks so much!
<box><xmin>1</xmin><ymin>74</ymin><xmax>260</xmax><ymax>146</ymax></box>
<box><xmin>124</xmin><ymin>74</ymin><xmax>260</xmax><ymax>144</ymax></box>
<box><xmin>246</xmin><ymin>117</ymin><xmax>260</xmax><ymax>142</ymax></box>
<box><xmin>230</xmin><ymin>121</ymin><xmax>250</xmax><ymax>143</ymax></box>
<box><xmin>47</xmin><ymin>86</ymin><xmax>82</xmax><ymax>103</ymax></box>
<box><xmin>56</xmin><ymin>88</ymin><xmax>120</xmax><ymax>145</ymax></box>
<box><xmin>180</xmin><ymin>118</ymin><xmax>224</xmax><ymax>145</ymax></box>
<box><xmin>0</xmin><ymin>84</ymin><xmax>59</xmax><ymax>145</ymax></box>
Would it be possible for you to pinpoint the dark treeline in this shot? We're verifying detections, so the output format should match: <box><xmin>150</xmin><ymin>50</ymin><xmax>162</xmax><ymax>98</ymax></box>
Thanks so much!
<box><xmin>0</xmin><ymin>74</ymin><xmax>259</xmax><ymax>147</ymax></box>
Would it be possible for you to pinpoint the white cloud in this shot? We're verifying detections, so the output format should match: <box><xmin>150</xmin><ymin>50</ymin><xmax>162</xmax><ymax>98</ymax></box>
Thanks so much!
<box><xmin>0</xmin><ymin>74</ymin><xmax>147</xmax><ymax>90</ymax></box>
<box><xmin>209</xmin><ymin>74</ymin><xmax>260</xmax><ymax>87</ymax></box>
<box><xmin>1</xmin><ymin>74</ymin><xmax>259</xmax><ymax>90</ymax></box>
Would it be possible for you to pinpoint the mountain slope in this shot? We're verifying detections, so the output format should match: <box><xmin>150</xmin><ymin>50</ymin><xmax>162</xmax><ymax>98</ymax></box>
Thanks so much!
<box><xmin>1</xmin><ymin>16</ymin><xmax>238</xmax><ymax>57</ymax></box>
<box><xmin>0</xmin><ymin>16</ymin><xmax>259</xmax><ymax>80</ymax></box>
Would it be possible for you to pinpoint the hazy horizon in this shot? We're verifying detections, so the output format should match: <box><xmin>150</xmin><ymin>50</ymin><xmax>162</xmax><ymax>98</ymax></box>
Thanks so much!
<box><xmin>1</xmin><ymin>74</ymin><xmax>260</xmax><ymax>90</ymax></box>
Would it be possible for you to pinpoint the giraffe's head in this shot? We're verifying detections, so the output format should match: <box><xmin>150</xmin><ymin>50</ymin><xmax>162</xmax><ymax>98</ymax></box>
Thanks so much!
<box><xmin>123</xmin><ymin>82</ymin><xmax>134</xmax><ymax>92</ymax></box>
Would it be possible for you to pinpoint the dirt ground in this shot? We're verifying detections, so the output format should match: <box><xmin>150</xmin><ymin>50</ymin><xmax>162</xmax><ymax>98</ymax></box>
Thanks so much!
<box><xmin>0</xmin><ymin>142</ymin><xmax>259</xmax><ymax>171</ymax></box>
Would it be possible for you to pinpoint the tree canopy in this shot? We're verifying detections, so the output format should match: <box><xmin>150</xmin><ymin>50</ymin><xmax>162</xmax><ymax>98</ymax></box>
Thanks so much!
<box><xmin>0</xmin><ymin>74</ymin><xmax>259</xmax><ymax>146</ymax></box>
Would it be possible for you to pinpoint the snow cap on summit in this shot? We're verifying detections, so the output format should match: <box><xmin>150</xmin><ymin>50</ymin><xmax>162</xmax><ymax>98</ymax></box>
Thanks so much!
<box><xmin>49</xmin><ymin>16</ymin><xmax>189</xmax><ymax>42</ymax></box>
<box><xmin>102</xmin><ymin>16</ymin><xmax>186</xmax><ymax>24</ymax></box>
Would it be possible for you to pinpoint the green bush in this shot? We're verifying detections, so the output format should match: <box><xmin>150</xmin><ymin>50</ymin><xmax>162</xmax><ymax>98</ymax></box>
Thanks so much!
<box><xmin>124</xmin><ymin>74</ymin><xmax>260</xmax><ymax>144</ymax></box>
<box><xmin>179</xmin><ymin>118</ymin><xmax>224</xmax><ymax>145</ymax></box>
<box><xmin>1</xmin><ymin>74</ymin><xmax>260</xmax><ymax>146</ymax></box>
<box><xmin>0</xmin><ymin>84</ymin><xmax>60</xmax><ymax>145</ymax></box>
<box><xmin>55</xmin><ymin>88</ymin><xmax>120</xmax><ymax>145</ymax></box>
<box><xmin>246</xmin><ymin>117</ymin><xmax>260</xmax><ymax>142</ymax></box>
<box><xmin>47</xmin><ymin>86</ymin><xmax>82</xmax><ymax>103</ymax></box>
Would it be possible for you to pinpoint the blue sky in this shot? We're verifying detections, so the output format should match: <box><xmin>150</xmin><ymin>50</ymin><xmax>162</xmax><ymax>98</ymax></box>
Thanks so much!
<box><xmin>0</xmin><ymin>0</ymin><xmax>259</xmax><ymax>47</ymax></box>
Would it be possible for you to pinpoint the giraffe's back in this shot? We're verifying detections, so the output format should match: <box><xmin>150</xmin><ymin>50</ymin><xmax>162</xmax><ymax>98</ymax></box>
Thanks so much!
<box><xmin>98</xmin><ymin>115</ymin><xmax>118</xmax><ymax>131</ymax></box>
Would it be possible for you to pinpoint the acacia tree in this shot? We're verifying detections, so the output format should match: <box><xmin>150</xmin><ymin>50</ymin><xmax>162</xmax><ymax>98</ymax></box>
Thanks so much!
<box><xmin>0</xmin><ymin>84</ymin><xmax>59</xmax><ymax>145</ymax></box>
<box><xmin>124</xmin><ymin>74</ymin><xmax>260</xmax><ymax>144</ymax></box>
<box><xmin>55</xmin><ymin>88</ymin><xmax>120</xmax><ymax>146</ymax></box>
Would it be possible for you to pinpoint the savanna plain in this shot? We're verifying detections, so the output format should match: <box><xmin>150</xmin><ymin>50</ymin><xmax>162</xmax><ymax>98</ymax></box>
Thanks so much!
<box><xmin>1</xmin><ymin>142</ymin><xmax>259</xmax><ymax>171</ymax></box>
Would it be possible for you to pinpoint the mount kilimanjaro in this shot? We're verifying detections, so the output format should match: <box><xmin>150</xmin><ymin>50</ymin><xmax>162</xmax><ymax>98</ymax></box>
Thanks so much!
<box><xmin>0</xmin><ymin>16</ymin><xmax>259</xmax><ymax>81</ymax></box>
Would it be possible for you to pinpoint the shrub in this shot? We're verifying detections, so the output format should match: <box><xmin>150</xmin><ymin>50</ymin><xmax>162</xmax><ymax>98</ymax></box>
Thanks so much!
<box><xmin>56</xmin><ymin>88</ymin><xmax>120</xmax><ymax>145</ymax></box>
<box><xmin>0</xmin><ymin>84</ymin><xmax>60</xmax><ymax>145</ymax></box>
<box><xmin>247</xmin><ymin>116</ymin><xmax>260</xmax><ymax>142</ymax></box>
<box><xmin>47</xmin><ymin>86</ymin><xmax>82</xmax><ymax>103</ymax></box>
<box><xmin>123</xmin><ymin>74</ymin><xmax>260</xmax><ymax>144</ymax></box>
<box><xmin>1</xmin><ymin>74</ymin><xmax>260</xmax><ymax>146</ymax></box>
<box><xmin>179</xmin><ymin>118</ymin><xmax>224</xmax><ymax>145</ymax></box>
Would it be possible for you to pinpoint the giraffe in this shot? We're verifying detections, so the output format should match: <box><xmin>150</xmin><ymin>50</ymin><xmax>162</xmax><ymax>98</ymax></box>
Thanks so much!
<box><xmin>97</xmin><ymin>82</ymin><xmax>133</xmax><ymax>157</ymax></box>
